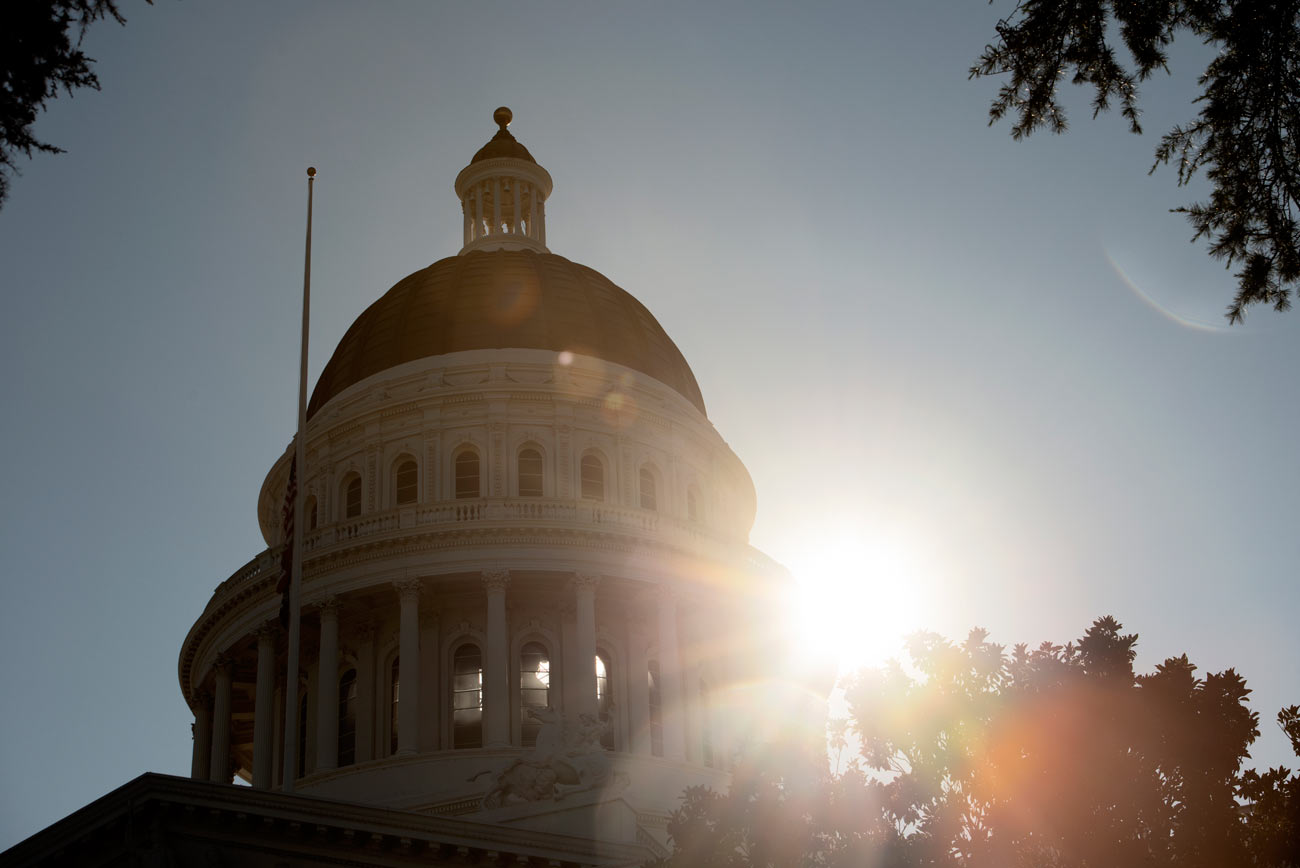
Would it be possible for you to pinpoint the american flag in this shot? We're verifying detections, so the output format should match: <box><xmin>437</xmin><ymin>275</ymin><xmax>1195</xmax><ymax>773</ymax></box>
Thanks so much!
<box><xmin>276</xmin><ymin>455</ymin><xmax>296</xmax><ymax>628</ymax></box>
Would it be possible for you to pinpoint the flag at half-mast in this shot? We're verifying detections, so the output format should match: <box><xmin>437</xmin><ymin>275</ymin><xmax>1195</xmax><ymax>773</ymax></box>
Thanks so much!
<box><xmin>276</xmin><ymin>454</ymin><xmax>297</xmax><ymax>628</ymax></box>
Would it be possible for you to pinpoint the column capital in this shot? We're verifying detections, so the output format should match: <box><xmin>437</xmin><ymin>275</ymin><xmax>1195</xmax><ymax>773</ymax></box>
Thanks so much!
<box><xmin>213</xmin><ymin>654</ymin><xmax>234</xmax><ymax>676</ymax></box>
<box><xmin>571</xmin><ymin>572</ymin><xmax>602</xmax><ymax>593</ymax></box>
<box><xmin>311</xmin><ymin>595</ymin><xmax>340</xmax><ymax>617</ymax></box>
<box><xmin>253</xmin><ymin>620</ymin><xmax>281</xmax><ymax>641</ymax></box>
<box><xmin>393</xmin><ymin>579</ymin><xmax>423</xmax><ymax>602</ymax></box>
<box><xmin>482</xmin><ymin>569</ymin><xmax>511</xmax><ymax>594</ymax></box>
<box><xmin>193</xmin><ymin>691</ymin><xmax>213</xmax><ymax>712</ymax></box>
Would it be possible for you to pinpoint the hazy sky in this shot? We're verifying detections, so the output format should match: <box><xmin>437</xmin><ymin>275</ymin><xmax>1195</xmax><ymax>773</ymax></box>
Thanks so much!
<box><xmin>2</xmin><ymin>0</ymin><xmax>1297</xmax><ymax>849</ymax></box>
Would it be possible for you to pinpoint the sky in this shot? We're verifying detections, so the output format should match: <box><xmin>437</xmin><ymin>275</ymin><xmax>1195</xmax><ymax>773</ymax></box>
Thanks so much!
<box><xmin>2</xmin><ymin>0</ymin><xmax>1298</xmax><ymax>850</ymax></box>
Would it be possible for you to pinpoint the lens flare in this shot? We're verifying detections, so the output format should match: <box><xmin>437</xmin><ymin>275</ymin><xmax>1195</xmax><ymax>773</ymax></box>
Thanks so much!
<box><xmin>783</xmin><ymin>524</ymin><xmax>931</xmax><ymax>677</ymax></box>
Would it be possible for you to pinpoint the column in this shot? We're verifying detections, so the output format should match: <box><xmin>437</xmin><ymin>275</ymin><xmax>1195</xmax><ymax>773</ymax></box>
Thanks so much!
<box><xmin>209</xmin><ymin>656</ymin><xmax>233</xmax><ymax>782</ymax></box>
<box><xmin>395</xmin><ymin>580</ymin><xmax>422</xmax><ymax>756</ymax></box>
<box><xmin>190</xmin><ymin>693</ymin><xmax>212</xmax><ymax>780</ymax></box>
<box><xmin>528</xmin><ymin>184</ymin><xmax>538</xmax><ymax>240</ymax></box>
<box><xmin>492</xmin><ymin>178</ymin><xmax>502</xmax><ymax>235</ymax></box>
<box><xmin>573</xmin><ymin>573</ymin><xmax>601</xmax><ymax>716</ymax></box>
<box><xmin>657</xmin><ymin>585</ymin><xmax>687</xmax><ymax>761</ymax></box>
<box><xmin>512</xmin><ymin>179</ymin><xmax>522</xmax><ymax>234</ymax></box>
<box><xmin>252</xmin><ymin>623</ymin><xmax>278</xmax><ymax>789</ymax></box>
<box><xmin>482</xmin><ymin>570</ymin><xmax>511</xmax><ymax>747</ymax></box>
<box><xmin>419</xmin><ymin>611</ymin><xmax>440</xmax><ymax>752</ymax></box>
<box><xmin>354</xmin><ymin>621</ymin><xmax>376</xmax><ymax>764</ymax></box>
<box><xmin>626</xmin><ymin>624</ymin><xmax>651</xmax><ymax>756</ymax></box>
<box><xmin>315</xmin><ymin>597</ymin><xmax>340</xmax><ymax>771</ymax></box>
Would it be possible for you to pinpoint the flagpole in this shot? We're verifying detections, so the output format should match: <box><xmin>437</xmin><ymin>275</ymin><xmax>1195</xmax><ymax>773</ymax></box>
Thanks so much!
<box><xmin>282</xmin><ymin>166</ymin><xmax>315</xmax><ymax>792</ymax></box>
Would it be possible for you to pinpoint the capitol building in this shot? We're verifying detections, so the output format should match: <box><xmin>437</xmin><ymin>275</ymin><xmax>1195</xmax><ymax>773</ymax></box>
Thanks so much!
<box><xmin>2</xmin><ymin>109</ymin><xmax>809</xmax><ymax>868</ymax></box>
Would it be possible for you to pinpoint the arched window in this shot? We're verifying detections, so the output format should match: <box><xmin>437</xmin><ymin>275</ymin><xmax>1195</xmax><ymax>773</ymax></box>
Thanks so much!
<box><xmin>452</xmin><ymin>643</ymin><xmax>483</xmax><ymax>749</ymax></box>
<box><xmin>580</xmin><ymin>453</ymin><xmax>605</xmax><ymax>501</ymax></box>
<box><xmin>455</xmin><ymin>450</ymin><xmax>480</xmax><ymax>500</ymax></box>
<box><xmin>519</xmin><ymin>642</ymin><xmax>550</xmax><ymax>747</ymax></box>
<box><xmin>648</xmin><ymin>661</ymin><xmax>664</xmax><ymax>757</ymax></box>
<box><xmin>389</xmin><ymin>656</ymin><xmax>400</xmax><ymax>755</ymax></box>
<box><xmin>306</xmin><ymin>495</ymin><xmax>318</xmax><ymax>530</ymax></box>
<box><xmin>518</xmin><ymin>448</ymin><xmax>543</xmax><ymax>497</ymax></box>
<box><xmin>297</xmin><ymin>693</ymin><xmax>309</xmax><ymax>778</ymax></box>
<box><xmin>686</xmin><ymin>488</ymin><xmax>698</xmax><ymax>522</ymax></box>
<box><xmin>395</xmin><ymin>459</ymin><xmax>417</xmax><ymax>505</ymax></box>
<box><xmin>338</xmin><ymin>669</ymin><xmax>357</xmax><ymax>766</ymax></box>
<box><xmin>639</xmin><ymin>467</ymin><xmax>657</xmax><ymax>511</ymax></box>
<box><xmin>596</xmin><ymin>651</ymin><xmax>615</xmax><ymax>751</ymax></box>
<box><xmin>344</xmin><ymin>476</ymin><xmax>362</xmax><ymax>519</ymax></box>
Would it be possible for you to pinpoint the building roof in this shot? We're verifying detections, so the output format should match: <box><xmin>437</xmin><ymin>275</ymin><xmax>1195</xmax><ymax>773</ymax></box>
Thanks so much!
<box><xmin>307</xmin><ymin>249</ymin><xmax>707</xmax><ymax>418</ymax></box>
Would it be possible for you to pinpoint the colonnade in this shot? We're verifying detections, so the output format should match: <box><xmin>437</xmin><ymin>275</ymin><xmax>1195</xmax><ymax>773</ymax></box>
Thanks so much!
<box><xmin>190</xmin><ymin>572</ymin><xmax>692</xmax><ymax>787</ymax></box>
<box><xmin>461</xmin><ymin>176</ymin><xmax>546</xmax><ymax>248</ymax></box>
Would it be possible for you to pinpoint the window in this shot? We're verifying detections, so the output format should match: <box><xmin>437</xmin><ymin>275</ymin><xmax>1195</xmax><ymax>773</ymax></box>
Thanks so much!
<box><xmin>338</xmin><ymin>669</ymin><xmax>357</xmax><ymax>766</ymax></box>
<box><xmin>519</xmin><ymin>642</ymin><xmax>550</xmax><ymax>747</ymax></box>
<box><xmin>518</xmin><ymin>448</ymin><xmax>543</xmax><ymax>497</ymax></box>
<box><xmin>639</xmin><ymin>467</ymin><xmax>657</xmax><ymax>511</ymax></box>
<box><xmin>395</xmin><ymin>459</ymin><xmax>417</xmax><ymax>505</ymax></box>
<box><xmin>305</xmin><ymin>495</ymin><xmax>318</xmax><ymax>530</ymax></box>
<box><xmin>344</xmin><ymin>476</ymin><xmax>362</xmax><ymax>519</ymax></box>
<box><xmin>455</xmin><ymin>451</ymin><xmax>480</xmax><ymax>500</ymax></box>
<box><xmin>648</xmin><ymin>661</ymin><xmax>663</xmax><ymax>757</ymax></box>
<box><xmin>452</xmin><ymin>643</ymin><xmax>483</xmax><ymax>749</ymax></box>
<box><xmin>686</xmin><ymin>488</ymin><xmax>698</xmax><ymax>522</ymax></box>
<box><xmin>389</xmin><ymin>656</ymin><xmax>400</xmax><ymax>755</ymax></box>
<box><xmin>580</xmin><ymin>453</ymin><xmax>605</xmax><ymax>501</ymax></box>
<box><xmin>596</xmin><ymin>652</ymin><xmax>615</xmax><ymax>751</ymax></box>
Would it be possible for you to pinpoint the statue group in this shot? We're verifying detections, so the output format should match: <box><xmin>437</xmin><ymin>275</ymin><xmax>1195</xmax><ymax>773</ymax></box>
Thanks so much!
<box><xmin>473</xmin><ymin>707</ymin><xmax>621</xmax><ymax>809</ymax></box>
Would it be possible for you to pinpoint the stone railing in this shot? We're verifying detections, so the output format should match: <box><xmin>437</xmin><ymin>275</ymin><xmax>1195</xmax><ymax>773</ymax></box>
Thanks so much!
<box><xmin>307</xmin><ymin>498</ymin><xmax>666</xmax><ymax>552</ymax></box>
<box><xmin>212</xmin><ymin>497</ymin><xmax>783</xmax><ymax>602</ymax></box>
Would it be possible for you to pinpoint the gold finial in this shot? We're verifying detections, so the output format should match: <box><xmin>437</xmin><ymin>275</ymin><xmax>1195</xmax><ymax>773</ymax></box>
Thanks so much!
<box><xmin>493</xmin><ymin>106</ymin><xmax>512</xmax><ymax>130</ymax></box>
<box><xmin>307</xmin><ymin>167</ymin><xmax>317</xmax><ymax>177</ymax></box>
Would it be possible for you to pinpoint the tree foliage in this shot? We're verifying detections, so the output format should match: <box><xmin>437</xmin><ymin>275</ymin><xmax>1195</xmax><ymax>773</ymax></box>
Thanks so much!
<box><xmin>970</xmin><ymin>1</ymin><xmax>1300</xmax><ymax>322</ymax></box>
<box><xmin>0</xmin><ymin>0</ymin><xmax>140</xmax><ymax>209</ymax></box>
<box><xmin>664</xmin><ymin>617</ymin><xmax>1300</xmax><ymax>867</ymax></box>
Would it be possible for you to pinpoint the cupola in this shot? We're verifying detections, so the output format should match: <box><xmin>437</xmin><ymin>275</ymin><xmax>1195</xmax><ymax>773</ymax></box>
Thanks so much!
<box><xmin>454</xmin><ymin>107</ymin><xmax>553</xmax><ymax>254</ymax></box>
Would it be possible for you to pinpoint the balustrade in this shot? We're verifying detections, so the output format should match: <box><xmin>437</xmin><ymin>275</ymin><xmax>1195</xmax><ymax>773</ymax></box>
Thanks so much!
<box><xmin>215</xmin><ymin>497</ymin><xmax>763</xmax><ymax>599</ymax></box>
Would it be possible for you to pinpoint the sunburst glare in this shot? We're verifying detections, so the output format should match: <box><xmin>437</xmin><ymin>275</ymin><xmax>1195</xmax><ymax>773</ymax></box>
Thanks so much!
<box><xmin>784</xmin><ymin>522</ymin><xmax>932</xmax><ymax>678</ymax></box>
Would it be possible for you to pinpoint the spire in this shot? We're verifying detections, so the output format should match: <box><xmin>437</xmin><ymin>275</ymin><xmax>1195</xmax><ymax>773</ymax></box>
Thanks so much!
<box><xmin>454</xmin><ymin>107</ymin><xmax>553</xmax><ymax>254</ymax></box>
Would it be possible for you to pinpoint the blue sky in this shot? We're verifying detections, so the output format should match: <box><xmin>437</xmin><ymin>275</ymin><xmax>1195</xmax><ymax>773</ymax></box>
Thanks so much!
<box><xmin>2</xmin><ymin>0</ymin><xmax>1297</xmax><ymax>848</ymax></box>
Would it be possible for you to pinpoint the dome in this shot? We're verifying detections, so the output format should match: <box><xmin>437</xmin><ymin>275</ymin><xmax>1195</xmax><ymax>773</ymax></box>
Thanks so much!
<box><xmin>470</xmin><ymin>127</ymin><xmax>536</xmax><ymax>164</ymax></box>
<box><xmin>307</xmin><ymin>249</ymin><xmax>707</xmax><ymax>418</ymax></box>
<box><xmin>469</xmin><ymin>106</ymin><xmax>537</xmax><ymax>164</ymax></box>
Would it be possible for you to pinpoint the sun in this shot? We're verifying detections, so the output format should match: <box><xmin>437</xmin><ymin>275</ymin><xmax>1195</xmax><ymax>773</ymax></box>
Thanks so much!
<box><xmin>783</xmin><ymin>524</ymin><xmax>931</xmax><ymax>677</ymax></box>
